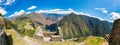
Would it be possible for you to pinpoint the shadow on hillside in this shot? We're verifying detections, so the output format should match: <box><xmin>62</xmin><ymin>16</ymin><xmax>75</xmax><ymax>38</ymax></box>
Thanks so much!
<box><xmin>5</xmin><ymin>33</ymin><xmax>13</xmax><ymax>45</ymax></box>
<box><xmin>45</xmin><ymin>24</ymin><xmax>57</xmax><ymax>32</ymax></box>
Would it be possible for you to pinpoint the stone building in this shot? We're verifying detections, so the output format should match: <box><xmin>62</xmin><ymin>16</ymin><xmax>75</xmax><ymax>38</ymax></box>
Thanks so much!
<box><xmin>50</xmin><ymin>35</ymin><xmax>62</xmax><ymax>41</ymax></box>
<box><xmin>34</xmin><ymin>26</ymin><xmax>64</xmax><ymax>42</ymax></box>
<box><xmin>50</xmin><ymin>27</ymin><xmax>63</xmax><ymax>42</ymax></box>
<box><xmin>34</xmin><ymin>27</ymin><xmax>44</xmax><ymax>40</ymax></box>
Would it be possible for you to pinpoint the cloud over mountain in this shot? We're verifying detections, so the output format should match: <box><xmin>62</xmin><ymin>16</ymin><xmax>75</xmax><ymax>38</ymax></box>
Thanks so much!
<box><xmin>9</xmin><ymin>10</ymin><xmax>25</xmax><ymax>17</ymax></box>
<box><xmin>35</xmin><ymin>8</ymin><xmax>105</xmax><ymax>21</ymax></box>
<box><xmin>35</xmin><ymin>8</ymin><xmax>90</xmax><ymax>15</ymax></box>
<box><xmin>8</xmin><ymin>8</ymin><xmax>105</xmax><ymax>21</ymax></box>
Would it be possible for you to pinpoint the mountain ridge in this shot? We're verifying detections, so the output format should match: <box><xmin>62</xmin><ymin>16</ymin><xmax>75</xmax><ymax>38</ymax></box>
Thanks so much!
<box><xmin>47</xmin><ymin>13</ymin><xmax>113</xmax><ymax>39</ymax></box>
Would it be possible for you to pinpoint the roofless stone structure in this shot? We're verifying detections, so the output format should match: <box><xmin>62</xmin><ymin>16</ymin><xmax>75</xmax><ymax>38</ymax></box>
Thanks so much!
<box><xmin>34</xmin><ymin>26</ymin><xmax>64</xmax><ymax>42</ymax></box>
<box><xmin>34</xmin><ymin>27</ymin><xmax>44</xmax><ymax>40</ymax></box>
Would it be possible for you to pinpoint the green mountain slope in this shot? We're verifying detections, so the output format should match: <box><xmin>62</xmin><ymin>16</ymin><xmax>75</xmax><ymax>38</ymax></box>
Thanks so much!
<box><xmin>11</xmin><ymin>13</ymin><xmax>63</xmax><ymax>37</ymax></box>
<box><xmin>50</xmin><ymin>13</ymin><xmax>113</xmax><ymax>39</ymax></box>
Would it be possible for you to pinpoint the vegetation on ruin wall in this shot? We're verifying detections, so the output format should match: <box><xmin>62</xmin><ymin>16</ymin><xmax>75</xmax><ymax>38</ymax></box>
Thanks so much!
<box><xmin>14</xmin><ymin>17</ymin><xmax>35</xmax><ymax>37</ymax></box>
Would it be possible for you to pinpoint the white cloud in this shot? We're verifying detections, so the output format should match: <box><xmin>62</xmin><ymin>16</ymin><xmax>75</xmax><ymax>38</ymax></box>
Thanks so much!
<box><xmin>0</xmin><ymin>0</ymin><xmax>2</xmax><ymax>3</ymax></box>
<box><xmin>68</xmin><ymin>8</ymin><xmax>73</xmax><ymax>11</ymax></box>
<box><xmin>8</xmin><ymin>9</ymin><xmax>33</xmax><ymax>18</ymax></box>
<box><xmin>95</xmin><ymin>8</ymin><xmax>120</xmax><ymax>22</ymax></box>
<box><xmin>95</xmin><ymin>8</ymin><xmax>108</xmax><ymax>14</ymax></box>
<box><xmin>110</xmin><ymin>12</ymin><xmax>120</xmax><ymax>20</ymax></box>
<box><xmin>26</xmin><ymin>12</ymin><xmax>32</xmax><ymax>14</ymax></box>
<box><xmin>35</xmin><ymin>8</ymin><xmax>91</xmax><ymax>16</ymax></box>
<box><xmin>27</xmin><ymin>6</ymin><xmax>36</xmax><ymax>10</ymax></box>
<box><xmin>0</xmin><ymin>0</ymin><xmax>15</xmax><ymax>5</ymax></box>
<box><xmin>5</xmin><ymin>0</ymin><xmax>15</xmax><ymax>5</ymax></box>
<box><xmin>0</xmin><ymin>7</ymin><xmax>7</xmax><ymax>15</ymax></box>
<box><xmin>9</xmin><ymin>10</ymin><xmax>25</xmax><ymax>17</ymax></box>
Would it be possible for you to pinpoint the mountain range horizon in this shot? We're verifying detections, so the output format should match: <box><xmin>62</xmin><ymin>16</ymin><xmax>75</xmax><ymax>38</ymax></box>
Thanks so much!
<box><xmin>0</xmin><ymin>0</ymin><xmax>120</xmax><ymax>45</ymax></box>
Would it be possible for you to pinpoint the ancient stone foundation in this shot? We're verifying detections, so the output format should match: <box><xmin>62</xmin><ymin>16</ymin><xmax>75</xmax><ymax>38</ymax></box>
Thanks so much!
<box><xmin>50</xmin><ymin>35</ymin><xmax>62</xmax><ymax>41</ymax></box>
<box><xmin>34</xmin><ymin>27</ymin><xmax>64</xmax><ymax>42</ymax></box>
<box><xmin>34</xmin><ymin>35</ymin><xmax>43</xmax><ymax>40</ymax></box>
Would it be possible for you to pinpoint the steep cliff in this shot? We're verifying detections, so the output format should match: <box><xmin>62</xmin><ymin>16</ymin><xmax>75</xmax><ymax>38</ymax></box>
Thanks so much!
<box><xmin>109</xmin><ymin>19</ymin><xmax>120</xmax><ymax>45</ymax></box>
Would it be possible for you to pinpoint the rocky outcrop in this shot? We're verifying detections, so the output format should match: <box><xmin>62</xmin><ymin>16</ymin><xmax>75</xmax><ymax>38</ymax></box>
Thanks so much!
<box><xmin>0</xmin><ymin>14</ymin><xmax>6</xmax><ymax>45</ymax></box>
<box><xmin>109</xmin><ymin>19</ymin><xmax>120</xmax><ymax>45</ymax></box>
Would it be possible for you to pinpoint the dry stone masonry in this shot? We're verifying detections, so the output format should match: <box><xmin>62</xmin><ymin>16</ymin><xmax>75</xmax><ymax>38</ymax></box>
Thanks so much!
<box><xmin>34</xmin><ymin>26</ymin><xmax>64</xmax><ymax>42</ymax></box>
<box><xmin>0</xmin><ymin>14</ymin><xmax>6</xmax><ymax>45</ymax></box>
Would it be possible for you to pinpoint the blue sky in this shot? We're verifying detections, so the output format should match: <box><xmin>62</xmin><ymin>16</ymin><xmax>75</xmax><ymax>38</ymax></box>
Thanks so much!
<box><xmin>0</xmin><ymin>0</ymin><xmax>120</xmax><ymax>22</ymax></box>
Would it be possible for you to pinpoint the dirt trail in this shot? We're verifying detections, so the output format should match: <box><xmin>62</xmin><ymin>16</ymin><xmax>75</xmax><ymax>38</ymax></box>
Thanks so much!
<box><xmin>77</xmin><ymin>42</ymin><xmax>85</xmax><ymax>45</ymax></box>
<box><xmin>102</xmin><ymin>42</ymin><xmax>109</xmax><ymax>45</ymax></box>
<box><xmin>23</xmin><ymin>36</ymin><xmax>40</xmax><ymax>45</ymax></box>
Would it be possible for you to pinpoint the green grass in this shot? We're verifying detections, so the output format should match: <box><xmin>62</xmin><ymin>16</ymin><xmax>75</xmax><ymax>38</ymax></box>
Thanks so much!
<box><xmin>85</xmin><ymin>36</ymin><xmax>105</xmax><ymax>45</ymax></box>
<box><xmin>14</xmin><ymin>19</ymin><xmax>36</xmax><ymax>37</ymax></box>
<box><xmin>20</xmin><ymin>29</ymin><xmax>35</xmax><ymax>37</ymax></box>
<box><xmin>75</xmin><ymin>37</ymin><xmax>87</xmax><ymax>42</ymax></box>
<box><xmin>5</xmin><ymin>29</ymin><xmax>29</xmax><ymax>45</ymax></box>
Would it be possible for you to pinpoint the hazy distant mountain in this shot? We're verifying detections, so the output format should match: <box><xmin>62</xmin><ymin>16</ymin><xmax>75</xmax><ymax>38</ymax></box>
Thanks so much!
<box><xmin>47</xmin><ymin>13</ymin><xmax>113</xmax><ymax>39</ymax></box>
<box><xmin>43</xmin><ymin>13</ymin><xmax>66</xmax><ymax>22</ymax></box>
<box><xmin>11</xmin><ymin>13</ymin><xmax>65</xmax><ymax>26</ymax></box>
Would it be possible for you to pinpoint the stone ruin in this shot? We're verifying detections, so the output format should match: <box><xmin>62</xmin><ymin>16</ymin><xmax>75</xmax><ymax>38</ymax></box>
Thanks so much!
<box><xmin>34</xmin><ymin>27</ymin><xmax>44</xmax><ymax>40</ymax></box>
<box><xmin>34</xmin><ymin>26</ymin><xmax>64</xmax><ymax>42</ymax></box>
<box><xmin>0</xmin><ymin>14</ymin><xmax>6</xmax><ymax>45</ymax></box>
